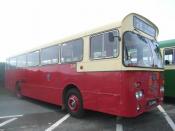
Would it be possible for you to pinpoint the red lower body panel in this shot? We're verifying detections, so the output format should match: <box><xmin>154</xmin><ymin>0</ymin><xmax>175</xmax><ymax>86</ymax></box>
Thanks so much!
<box><xmin>5</xmin><ymin>65</ymin><xmax>164</xmax><ymax>117</ymax></box>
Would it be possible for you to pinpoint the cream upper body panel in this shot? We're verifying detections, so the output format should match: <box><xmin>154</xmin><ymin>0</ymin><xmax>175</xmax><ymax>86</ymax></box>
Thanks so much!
<box><xmin>77</xmin><ymin>32</ymin><xmax>122</xmax><ymax>72</ymax></box>
<box><xmin>8</xmin><ymin>13</ymin><xmax>163</xmax><ymax>72</ymax></box>
<box><xmin>77</xmin><ymin>13</ymin><xmax>162</xmax><ymax>72</ymax></box>
<box><xmin>121</xmin><ymin>13</ymin><xmax>158</xmax><ymax>40</ymax></box>
<box><xmin>10</xmin><ymin>13</ymin><xmax>158</xmax><ymax>57</ymax></box>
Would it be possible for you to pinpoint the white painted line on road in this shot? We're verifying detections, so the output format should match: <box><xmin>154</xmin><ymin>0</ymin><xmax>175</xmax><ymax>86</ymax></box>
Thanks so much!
<box><xmin>116</xmin><ymin>117</ymin><xmax>123</xmax><ymax>131</ymax></box>
<box><xmin>116</xmin><ymin>124</ymin><xmax>123</xmax><ymax>131</ymax></box>
<box><xmin>0</xmin><ymin>118</ymin><xmax>18</xmax><ymax>127</ymax></box>
<box><xmin>158</xmin><ymin>105</ymin><xmax>175</xmax><ymax>131</ymax></box>
<box><xmin>45</xmin><ymin>114</ymin><xmax>70</xmax><ymax>131</ymax></box>
<box><xmin>0</xmin><ymin>114</ymin><xmax>23</xmax><ymax>119</ymax></box>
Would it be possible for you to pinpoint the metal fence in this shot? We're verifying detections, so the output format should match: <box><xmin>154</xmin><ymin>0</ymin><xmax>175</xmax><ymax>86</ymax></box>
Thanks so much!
<box><xmin>0</xmin><ymin>62</ymin><xmax>5</xmax><ymax>87</ymax></box>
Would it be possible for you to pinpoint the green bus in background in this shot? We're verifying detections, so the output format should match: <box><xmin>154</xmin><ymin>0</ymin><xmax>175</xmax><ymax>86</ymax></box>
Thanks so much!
<box><xmin>159</xmin><ymin>39</ymin><xmax>175</xmax><ymax>97</ymax></box>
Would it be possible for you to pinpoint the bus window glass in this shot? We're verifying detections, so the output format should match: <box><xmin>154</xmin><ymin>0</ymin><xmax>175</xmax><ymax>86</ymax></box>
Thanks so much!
<box><xmin>9</xmin><ymin>57</ymin><xmax>17</xmax><ymax>68</ymax></box>
<box><xmin>27</xmin><ymin>51</ymin><xmax>40</xmax><ymax>66</ymax></box>
<box><xmin>17</xmin><ymin>55</ymin><xmax>26</xmax><ymax>67</ymax></box>
<box><xmin>124</xmin><ymin>32</ymin><xmax>163</xmax><ymax>68</ymax></box>
<box><xmin>61</xmin><ymin>39</ymin><xmax>83</xmax><ymax>63</ymax></box>
<box><xmin>149</xmin><ymin>41</ymin><xmax>163</xmax><ymax>68</ymax></box>
<box><xmin>91</xmin><ymin>35</ymin><xmax>103</xmax><ymax>58</ymax></box>
<box><xmin>164</xmin><ymin>48</ymin><xmax>175</xmax><ymax>65</ymax></box>
<box><xmin>124</xmin><ymin>32</ymin><xmax>152</xmax><ymax>67</ymax></box>
<box><xmin>6</xmin><ymin>59</ymin><xmax>10</xmax><ymax>70</ymax></box>
<box><xmin>41</xmin><ymin>45</ymin><xmax>59</xmax><ymax>65</ymax></box>
<box><xmin>90</xmin><ymin>30</ymin><xmax>119</xmax><ymax>59</ymax></box>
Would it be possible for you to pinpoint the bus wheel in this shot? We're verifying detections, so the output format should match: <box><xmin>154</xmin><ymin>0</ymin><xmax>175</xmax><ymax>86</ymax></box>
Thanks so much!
<box><xmin>65</xmin><ymin>89</ymin><xmax>84</xmax><ymax>118</ymax></box>
<box><xmin>15</xmin><ymin>83</ymin><xmax>23</xmax><ymax>99</ymax></box>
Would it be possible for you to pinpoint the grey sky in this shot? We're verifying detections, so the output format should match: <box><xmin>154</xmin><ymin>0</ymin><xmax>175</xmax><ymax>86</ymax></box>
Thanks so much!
<box><xmin>0</xmin><ymin>0</ymin><xmax>174</xmax><ymax>61</ymax></box>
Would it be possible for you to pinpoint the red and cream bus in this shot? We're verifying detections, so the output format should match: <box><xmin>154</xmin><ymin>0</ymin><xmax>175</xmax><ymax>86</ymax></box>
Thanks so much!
<box><xmin>5</xmin><ymin>13</ymin><xmax>164</xmax><ymax>117</ymax></box>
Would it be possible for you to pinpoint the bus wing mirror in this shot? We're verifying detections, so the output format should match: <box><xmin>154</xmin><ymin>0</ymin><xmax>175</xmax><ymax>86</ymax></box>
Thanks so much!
<box><xmin>108</xmin><ymin>32</ymin><xmax>121</xmax><ymax>42</ymax></box>
<box><xmin>108</xmin><ymin>32</ymin><xmax>114</xmax><ymax>42</ymax></box>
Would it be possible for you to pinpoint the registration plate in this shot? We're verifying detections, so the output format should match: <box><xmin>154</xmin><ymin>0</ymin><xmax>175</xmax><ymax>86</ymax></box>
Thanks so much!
<box><xmin>148</xmin><ymin>100</ymin><xmax>157</xmax><ymax>106</ymax></box>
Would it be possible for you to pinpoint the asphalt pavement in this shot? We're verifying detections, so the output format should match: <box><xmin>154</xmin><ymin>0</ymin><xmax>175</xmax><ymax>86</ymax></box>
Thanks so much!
<box><xmin>0</xmin><ymin>87</ymin><xmax>175</xmax><ymax>131</ymax></box>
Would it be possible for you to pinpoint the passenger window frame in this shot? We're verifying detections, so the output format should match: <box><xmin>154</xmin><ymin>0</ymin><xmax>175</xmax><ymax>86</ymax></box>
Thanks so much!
<box><xmin>40</xmin><ymin>45</ymin><xmax>59</xmax><ymax>66</ymax></box>
<box><xmin>60</xmin><ymin>38</ymin><xmax>84</xmax><ymax>64</ymax></box>
<box><xmin>90</xmin><ymin>29</ymin><xmax>120</xmax><ymax>60</ymax></box>
<box><xmin>163</xmin><ymin>47</ymin><xmax>175</xmax><ymax>65</ymax></box>
<box><xmin>9</xmin><ymin>57</ymin><xmax>17</xmax><ymax>69</ymax></box>
<box><xmin>17</xmin><ymin>54</ymin><xmax>27</xmax><ymax>68</ymax></box>
<box><xmin>27</xmin><ymin>50</ymin><xmax>40</xmax><ymax>67</ymax></box>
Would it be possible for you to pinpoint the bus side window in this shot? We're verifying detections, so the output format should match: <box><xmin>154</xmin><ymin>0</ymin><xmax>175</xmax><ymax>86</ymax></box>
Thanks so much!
<box><xmin>17</xmin><ymin>55</ymin><xmax>26</xmax><ymax>68</ymax></box>
<box><xmin>27</xmin><ymin>51</ymin><xmax>40</xmax><ymax>67</ymax></box>
<box><xmin>41</xmin><ymin>45</ymin><xmax>59</xmax><ymax>65</ymax></box>
<box><xmin>61</xmin><ymin>39</ymin><xmax>83</xmax><ymax>63</ymax></box>
<box><xmin>9</xmin><ymin>57</ymin><xmax>17</xmax><ymax>69</ymax></box>
<box><xmin>164</xmin><ymin>48</ymin><xmax>174</xmax><ymax>65</ymax></box>
<box><xmin>90</xmin><ymin>30</ymin><xmax>119</xmax><ymax>59</ymax></box>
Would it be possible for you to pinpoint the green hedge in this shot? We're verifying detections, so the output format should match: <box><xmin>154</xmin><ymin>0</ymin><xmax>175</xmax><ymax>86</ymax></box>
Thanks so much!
<box><xmin>0</xmin><ymin>62</ymin><xmax>5</xmax><ymax>87</ymax></box>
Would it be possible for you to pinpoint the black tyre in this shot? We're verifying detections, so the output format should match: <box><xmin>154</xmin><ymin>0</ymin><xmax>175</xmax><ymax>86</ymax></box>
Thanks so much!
<box><xmin>15</xmin><ymin>83</ymin><xmax>23</xmax><ymax>99</ymax></box>
<box><xmin>65</xmin><ymin>88</ymin><xmax>84</xmax><ymax>118</ymax></box>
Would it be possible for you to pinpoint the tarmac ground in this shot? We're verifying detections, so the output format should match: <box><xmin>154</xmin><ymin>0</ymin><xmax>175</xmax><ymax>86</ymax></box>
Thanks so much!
<box><xmin>0</xmin><ymin>87</ymin><xmax>175</xmax><ymax>131</ymax></box>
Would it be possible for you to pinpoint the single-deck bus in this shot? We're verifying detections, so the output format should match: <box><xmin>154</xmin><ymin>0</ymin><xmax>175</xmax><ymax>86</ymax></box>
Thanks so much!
<box><xmin>160</xmin><ymin>39</ymin><xmax>175</xmax><ymax>97</ymax></box>
<box><xmin>5</xmin><ymin>13</ymin><xmax>164</xmax><ymax>117</ymax></box>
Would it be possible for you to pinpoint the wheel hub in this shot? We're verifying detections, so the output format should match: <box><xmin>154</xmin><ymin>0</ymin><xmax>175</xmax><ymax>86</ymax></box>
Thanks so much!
<box><xmin>68</xmin><ymin>95</ymin><xmax>80</xmax><ymax>112</ymax></box>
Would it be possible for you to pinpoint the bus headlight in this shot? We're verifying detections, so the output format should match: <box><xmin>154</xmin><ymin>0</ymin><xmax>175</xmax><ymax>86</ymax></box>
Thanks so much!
<box><xmin>160</xmin><ymin>86</ymin><xmax>164</xmax><ymax>93</ymax></box>
<box><xmin>135</xmin><ymin>91</ymin><xmax>143</xmax><ymax>99</ymax></box>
